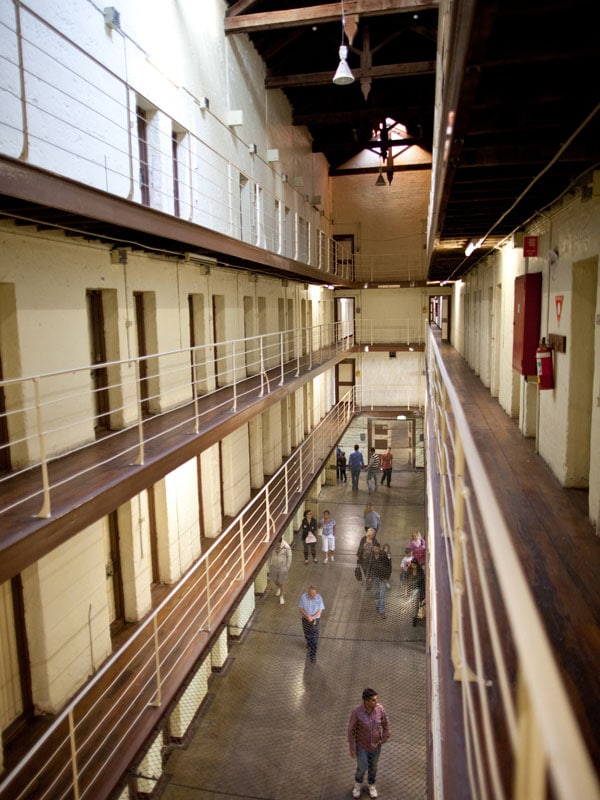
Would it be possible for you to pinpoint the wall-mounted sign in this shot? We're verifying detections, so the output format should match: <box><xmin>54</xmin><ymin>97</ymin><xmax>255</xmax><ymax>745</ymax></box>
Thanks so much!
<box><xmin>523</xmin><ymin>235</ymin><xmax>538</xmax><ymax>257</ymax></box>
<box><xmin>555</xmin><ymin>294</ymin><xmax>564</xmax><ymax>325</ymax></box>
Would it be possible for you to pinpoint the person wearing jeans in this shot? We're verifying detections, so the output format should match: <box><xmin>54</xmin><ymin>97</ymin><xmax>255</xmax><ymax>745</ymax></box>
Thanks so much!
<box><xmin>348</xmin><ymin>688</ymin><xmax>391</xmax><ymax>798</ymax></box>
<box><xmin>348</xmin><ymin>444</ymin><xmax>364</xmax><ymax>490</ymax></box>
<box><xmin>366</xmin><ymin>448</ymin><xmax>380</xmax><ymax>493</ymax></box>
<box><xmin>298</xmin><ymin>585</ymin><xmax>325</xmax><ymax>663</ymax></box>
<box><xmin>366</xmin><ymin>545</ymin><xmax>392</xmax><ymax>619</ymax></box>
<box><xmin>380</xmin><ymin>448</ymin><xmax>393</xmax><ymax>486</ymax></box>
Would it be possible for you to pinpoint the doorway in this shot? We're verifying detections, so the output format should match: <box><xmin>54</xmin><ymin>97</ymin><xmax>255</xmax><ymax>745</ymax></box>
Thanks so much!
<box><xmin>87</xmin><ymin>290</ymin><xmax>111</xmax><ymax>435</ymax></box>
<box><xmin>106</xmin><ymin>511</ymin><xmax>125</xmax><ymax>635</ymax></box>
<box><xmin>368</xmin><ymin>417</ymin><xmax>420</xmax><ymax>470</ymax></box>
<box><xmin>335</xmin><ymin>296</ymin><xmax>355</xmax><ymax>344</ymax></box>
<box><xmin>0</xmin><ymin>576</ymin><xmax>34</xmax><ymax>743</ymax></box>
<box><xmin>333</xmin><ymin>234</ymin><xmax>354</xmax><ymax>279</ymax></box>
<box><xmin>336</xmin><ymin>358</ymin><xmax>355</xmax><ymax>404</ymax></box>
<box><xmin>565</xmin><ymin>256</ymin><xmax>597</xmax><ymax>487</ymax></box>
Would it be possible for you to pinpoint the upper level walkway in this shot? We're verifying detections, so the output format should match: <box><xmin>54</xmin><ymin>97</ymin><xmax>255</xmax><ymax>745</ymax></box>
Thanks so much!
<box><xmin>428</xmin><ymin>330</ymin><xmax>600</xmax><ymax>799</ymax></box>
<box><xmin>0</xmin><ymin>327</ymin><xmax>352</xmax><ymax>583</ymax></box>
<box><xmin>0</xmin><ymin>319</ymin><xmax>425</xmax><ymax>583</ymax></box>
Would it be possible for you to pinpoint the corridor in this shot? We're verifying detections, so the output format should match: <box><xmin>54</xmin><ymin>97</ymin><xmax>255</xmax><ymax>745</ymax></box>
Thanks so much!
<box><xmin>160</xmin><ymin>469</ymin><xmax>427</xmax><ymax>800</ymax></box>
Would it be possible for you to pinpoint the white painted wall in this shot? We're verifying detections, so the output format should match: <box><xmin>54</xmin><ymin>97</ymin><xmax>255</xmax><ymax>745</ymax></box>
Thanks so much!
<box><xmin>22</xmin><ymin>522</ymin><xmax>112</xmax><ymax>712</ymax></box>
<box><xmin>200</xmin><ymin>443</ymin><xmax>223</xmax><ymax>538</ymax></box>
<box><xmin>355</xmin><ymin>351</ymin><xmax>425</xmax><ymax>409</ymax></box>
<box><xmin>0</xmin><ymin>0</ymin><xmax>333</xmax><ymax>270</ymax></box>
<box><xmin>331</xmin><ymin>144</ymin><xmax>431</xmax><ymax>283</ymax></box>
<box><xmin>157</xmin><ymin>458</ymin><xmax>201</xmax><ymax>581</ymax></box>
<box><xmin>221</xmin><ymin>424</ymin><xmax>251</xmax><ymax>517</ymax></box>
<box><xmin>450</xmin><ymin>187</ymin><xmax>600</xmax><ymax>526</ymax></box>
<box><xmin>118</xmin><ymin>491</ymin><xmax>153</xmax><ymax>622</ymax></box>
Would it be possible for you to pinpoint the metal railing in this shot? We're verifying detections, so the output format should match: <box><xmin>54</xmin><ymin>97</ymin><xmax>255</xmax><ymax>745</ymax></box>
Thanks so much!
<box><xmin>426</xmin><ymin>328</ymin><xmax>600</xmax><ymax>800</ymax></box>
<box><xmin>355</xmin><ymin>318</ymin><xmax>426</xmax><ymax>346</ymax></box>
<box><xmin>0</xmin><ymin>322</ymin><xmax>351</xmax><ymax>523</ymax></box>
<box><xmin>0</xmin><ymin>318</ymin><xmax>425</xmax><ymax>525</ymax></box>
<box><xmin>353</xmin><ymin>253</ymin><xmax>426</xmax><ymax>284</ymax></box>
<box><xmin>0</xmin><ymin>393</ymin><xmax>355</xmax><ymax>800</ymax></box>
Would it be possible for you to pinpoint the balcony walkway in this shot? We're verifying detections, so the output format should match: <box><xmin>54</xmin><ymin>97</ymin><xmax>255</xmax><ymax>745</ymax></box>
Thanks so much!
<box><xmin>0</xmin><ymin>341</ymin><xmax>348</xmax><ymax>584</ymax></box>
<box><xmin>430</xmin><ymin>334</ymin><xmax>600</xmax><ymax>790</ymax></box>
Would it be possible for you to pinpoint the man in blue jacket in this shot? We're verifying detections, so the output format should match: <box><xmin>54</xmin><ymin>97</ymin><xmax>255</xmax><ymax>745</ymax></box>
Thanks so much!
<box><xmin>348</xmin><ymin>444</ymin><xmax>364</xmax><ymax>490</ymax></box>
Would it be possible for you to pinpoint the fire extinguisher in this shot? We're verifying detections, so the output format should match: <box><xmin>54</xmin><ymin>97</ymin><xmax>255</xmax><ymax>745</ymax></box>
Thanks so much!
<box><xmin>536</xmin><ymin>338</ymin><xmax>554</xmax><ymax>390</ymax></box>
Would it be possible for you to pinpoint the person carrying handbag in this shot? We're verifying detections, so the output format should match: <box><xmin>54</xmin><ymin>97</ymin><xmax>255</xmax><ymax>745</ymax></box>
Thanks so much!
<box><xmin>301</xmin><ymin>509</ymin><xmax>318</xmax><ymax>564</ymax></box>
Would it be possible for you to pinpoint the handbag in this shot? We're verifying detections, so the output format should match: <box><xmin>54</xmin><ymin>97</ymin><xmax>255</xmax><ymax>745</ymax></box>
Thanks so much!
<box><xmin>354</xmin><ymin>564</ymin><xmax>363</xmax><ymax>581</ymax></box>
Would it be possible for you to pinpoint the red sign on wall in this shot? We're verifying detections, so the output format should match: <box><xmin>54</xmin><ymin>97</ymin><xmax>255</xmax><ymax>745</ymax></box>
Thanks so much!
<box><xmin>555</xmin><ymin>295</ymin><xmax>564</xmax><ymax>325</ymax></box>
<box><xmin>523</xmin><ymin>236</ymin><xmax>538</xmax><ymax>257</ymax></box>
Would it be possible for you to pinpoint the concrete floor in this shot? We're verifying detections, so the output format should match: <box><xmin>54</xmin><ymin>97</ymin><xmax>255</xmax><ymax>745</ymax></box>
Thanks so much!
<box><xmin>161</xmin><ymin>468</ymin><xmax>427</xmax><ymax>800</ymax></box>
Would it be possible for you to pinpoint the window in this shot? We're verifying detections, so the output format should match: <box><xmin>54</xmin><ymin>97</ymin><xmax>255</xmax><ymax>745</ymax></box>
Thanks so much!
<box><xmin>136</xmin><ymin>106</ymin><xmax>150</xmax><ymax>206</ymax></box>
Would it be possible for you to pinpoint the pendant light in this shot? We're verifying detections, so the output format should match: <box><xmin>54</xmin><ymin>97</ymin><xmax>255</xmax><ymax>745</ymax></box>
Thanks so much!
<box><xmin>332</xmin><ymin>0</ymin><xmax>355</xmax><ymax>86</ymax></box>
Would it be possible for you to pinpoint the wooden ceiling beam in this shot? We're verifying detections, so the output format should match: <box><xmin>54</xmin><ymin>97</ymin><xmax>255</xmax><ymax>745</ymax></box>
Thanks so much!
<box><xmin>226</xmin><ymin>0</ymin><xmax>261</xmax><ymax>17</ymax></box>
<box><xmin>265</xmin><ymin>59</ymin><xmax>434</xmax><ymax>87</ymax></box>
<box><xmin>312</xmin><ymin>136</ymin><xmax>421</xmax><ymax>153</ymax></box>
<box><xmin>293</xmin><ymin>105</ymin><xmax>428</xmax><ymax>125</ymax></box>
<box><xmin>330</xmin><ymin>162</ymin><xmax>431</xmax><ymax>176</ymax></box>
<box><xmin>225</xmin><ymin>1</ymin><xmax>439</xmax><ymax>34</ymax></box>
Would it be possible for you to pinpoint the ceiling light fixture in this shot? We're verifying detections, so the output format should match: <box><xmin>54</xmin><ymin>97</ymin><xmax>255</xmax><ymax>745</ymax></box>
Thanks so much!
<box><xmin>332</xmin><ymin>0</ymin><xmax>355</xmax><ymax>86</ymax></box>
<box><xmin>465</xmin><ymin>238</ymin><xmax>484</xmax><ymax>257</ymax></box>
<box><xmin>375</xmin><ymin>164</ymin><xmax>386</xmax><ymax>186</ymax></box>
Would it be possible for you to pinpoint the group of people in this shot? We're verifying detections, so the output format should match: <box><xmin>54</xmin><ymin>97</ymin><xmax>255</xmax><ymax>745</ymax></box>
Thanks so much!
<box><xmin>357</xmin><ymin>516</ymin><xmax>427</xmax><ymax>623</ymax></box>
<box><xmin>298</xmin><ymin>508</ymin><xmax>337</xmax><ymax>565</ymax></box>
<box><xmin>268</xmin><ymin>508</ymin><xmax>337</xmax><ymax>607</ymax></box>
<box><xmin>342</xmin><ymin>445</ymin><xmax>394</xmax><ymax>492</ymax></box>
<box><xmin>269</xmin><ymin>504</ymin><xmax>427</xmax><ymax>624</ymax></box>
<box><xmin>265</xmin><ymin>493</ymin><xmax>425</xmax><ymax>796</ymax></box>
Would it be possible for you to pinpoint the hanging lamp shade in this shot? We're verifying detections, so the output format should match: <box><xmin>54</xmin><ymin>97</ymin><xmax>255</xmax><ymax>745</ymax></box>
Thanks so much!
<box><xmin>333</xmin><ymin>45</ymin><xmax>355</xmax><ymax>85</ymax></box>
<box><xmin>375</xmin><ymin>171</ymin><xmax>386</xmax><ymax>186</ymax></box>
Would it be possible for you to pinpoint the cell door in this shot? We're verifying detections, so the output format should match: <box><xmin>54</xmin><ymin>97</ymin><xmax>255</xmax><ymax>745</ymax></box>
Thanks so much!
<box><xmin>189</xmin><ymin>293</ymin><xmax>212</xmax><ymax>395</ymax></box>
<box><xmin>0</xmin><ymin>576</ymin><xmax>34</xmax><ymax>742</ymax></box>
<box><xmin>134</xmin><ymin>292</ymin><xmax>151</xmax><ymax>416</ymax></box>
<box><xmin>243</xmin><ymin>295</ymin><xmax>256</xmax><ymax>375</ymax></box>
<box><xmin>145</xmin><ymin>487</ymin><xmax>160</xmax><ymax>586</ymax></box>
<box><xmin>212</xmin><ymin>294</ymin><xmax>226</xmax><ymax>388</ymax></box>
<box><xmin>87</xmin><ymin>290</ymin><xmax>111</xmax><ymax>435</ymax></box>
<box><xmin>105</xmin><ymin>511</ymin><xmax>125</xmax><ymax>632</ymax></box>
